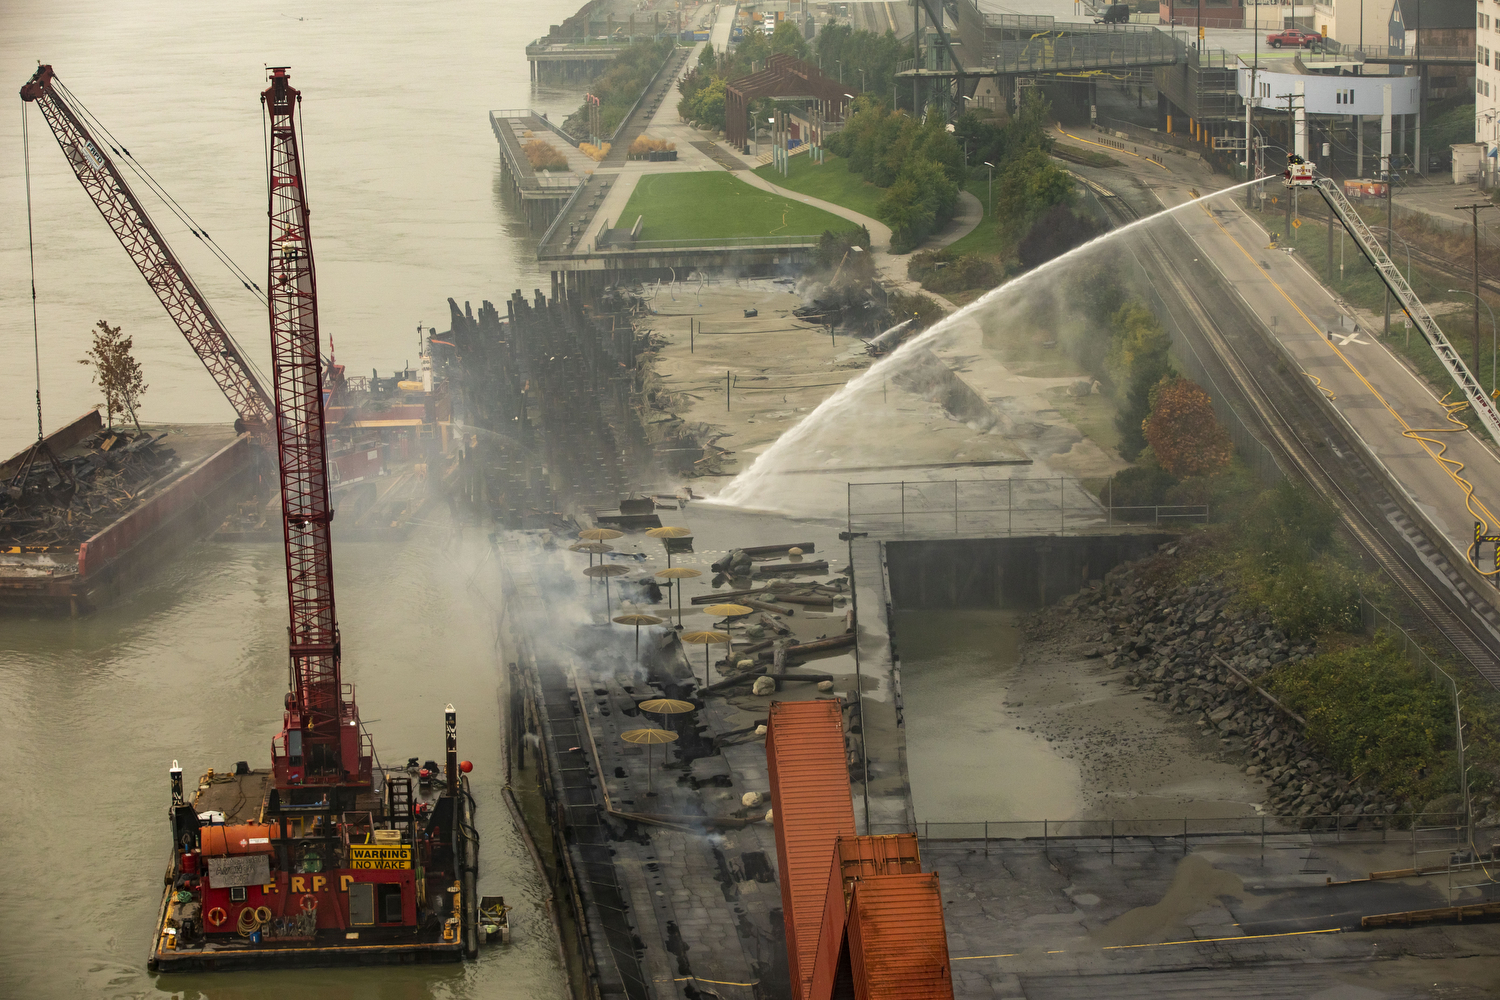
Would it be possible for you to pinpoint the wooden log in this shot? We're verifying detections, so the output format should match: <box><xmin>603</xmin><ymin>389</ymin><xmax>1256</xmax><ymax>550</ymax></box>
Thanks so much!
<box><xmin>739</xmin><ymin>541</ymin><xmax>816</xmax><ymax>556</ymax></box>
<box><xmin>756</xmin><ymin>559</ymin><xmax>829</xmax><ymax>576</ymax></box>
<box><xmin>702</xmin><ymin>668</ymin><xmax>834</xmax><ymax>693</ymax></box>
<box><xmin>774</xmin><ymin>593</ymin><xmax>835</xmax><ymax>607</ymax></box>
<box><xmin>689</xmin><ymin>587</ymin><xmax>769</xmax><ymax>605</ymax></box>
<box><xmin>742</xmin><ymin>598</ymin><xmax>795</xmax><ymax>616</ymax></box>
<box><xmin>785</xmin><ymin>631</ymin><xmax>855</xmax><ymax>654</ymax></box>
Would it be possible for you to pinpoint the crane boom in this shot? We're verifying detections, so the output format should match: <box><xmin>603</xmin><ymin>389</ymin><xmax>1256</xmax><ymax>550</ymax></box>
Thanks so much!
<box><xmin>263</xmin><ymin>67</ymin><xmax>367</xmax><ymax>791</ymax></box>
<box><xmin>20</xmin><ymin>65</ymin><xmax>274</xmax><ymax>437</ymax></box>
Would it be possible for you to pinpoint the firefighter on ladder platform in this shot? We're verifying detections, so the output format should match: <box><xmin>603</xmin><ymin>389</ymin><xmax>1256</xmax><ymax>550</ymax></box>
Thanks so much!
<box><xmin>1283</xmin><ymin>153</ymin><xmax>1315</xmax><ymax>188</ymax></box>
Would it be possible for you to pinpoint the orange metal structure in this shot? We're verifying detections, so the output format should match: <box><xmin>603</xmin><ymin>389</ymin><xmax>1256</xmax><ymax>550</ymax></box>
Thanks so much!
<box><xmin>846</xmin><ymin>874</ymin><xmax>954</xmax><ymax>999</ymax></box>
<box><xmin>766</xmin><ymin>701</ymin><xmax>955</xmax><ymax>1000</ymax></box>
<box><xmin>765</xmin><ymin>700</ymin><xmax>857</xmax><ymax>999</ymax></box>
<box><xmin>809</xmin><ymin>835</ymin><xmax>923</xmax><ymax>1000</ymax></box>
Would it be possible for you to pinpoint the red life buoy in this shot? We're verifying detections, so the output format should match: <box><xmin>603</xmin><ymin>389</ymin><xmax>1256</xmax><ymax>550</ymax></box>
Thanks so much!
<box><xmin>300</xmin><ymin>893</ymin><xmax>318</xmax><ymax>913</ymax></box>
<box><xmin>206</xmin><ymin>906</ymin><xmax>227</xmax><ymax>927</ymax></box>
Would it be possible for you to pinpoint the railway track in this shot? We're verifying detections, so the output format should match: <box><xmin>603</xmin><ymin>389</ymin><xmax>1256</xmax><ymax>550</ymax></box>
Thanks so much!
<box><xmin>1089</xmin><ymin>181</ymin><xmax>1500</xmax><ymax>688</ymax></box>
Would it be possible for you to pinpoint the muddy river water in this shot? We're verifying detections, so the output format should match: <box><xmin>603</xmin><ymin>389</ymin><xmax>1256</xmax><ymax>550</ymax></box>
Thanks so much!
<box><xmin>0</xmin><ymin>0</ymin><xmax>598</xmax><ymax>995</ymax></box>
<box><xmin>0</xmin><ymin>527</ymin><xmax>569</xmax><ymax>998</ymax></box>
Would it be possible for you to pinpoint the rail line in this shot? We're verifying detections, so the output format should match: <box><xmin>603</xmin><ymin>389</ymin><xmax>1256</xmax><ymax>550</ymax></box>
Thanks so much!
<box><xmin>1089</xmin><ymin>181</ymin><xmax>1500</xmax><ymax>687</ymax></box>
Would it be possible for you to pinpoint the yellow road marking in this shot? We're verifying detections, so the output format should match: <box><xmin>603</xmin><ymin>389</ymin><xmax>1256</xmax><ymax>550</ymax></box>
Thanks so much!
<box><xmin>1190</xmin><ymin>194</ymin><xmax>1500</xmax><ymax>565</ymax></box>
<box><xmin>1056</xmin><ymin>125</ymin><xmax>1170</xmax><ymax>171</ymax></box>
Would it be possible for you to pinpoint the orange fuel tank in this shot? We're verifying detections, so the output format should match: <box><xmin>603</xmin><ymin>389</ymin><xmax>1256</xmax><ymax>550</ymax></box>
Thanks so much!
<box><xmin>199</xmin><ymin>823</ymin><xmax>275</xmax><ymax>856</ymax></box>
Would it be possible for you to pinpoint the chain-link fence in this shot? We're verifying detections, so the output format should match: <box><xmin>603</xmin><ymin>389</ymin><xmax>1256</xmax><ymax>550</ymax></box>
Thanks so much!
<box><xmin>846</xmin><ymin>477</ymin><xmax>1207</xmax><ymax>537</ymax></box>
<box><xmin>868</xmin><ymin>813</ymin><xmax>1467</xmax><ymax>857</ymax></box>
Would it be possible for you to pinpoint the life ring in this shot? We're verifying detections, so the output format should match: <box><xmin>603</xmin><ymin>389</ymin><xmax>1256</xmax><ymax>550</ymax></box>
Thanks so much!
<box><xmin>206</xmin><ymin>907</ymin><xmax>227</xmax><ymax>927</ymax></box>
<box><xmin>300</xmin><ymin>893</ymin><xmax>318</xmax><ymax>913</ymax></box>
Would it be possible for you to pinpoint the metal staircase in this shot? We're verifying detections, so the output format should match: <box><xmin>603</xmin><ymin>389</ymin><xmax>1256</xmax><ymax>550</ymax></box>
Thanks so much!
<box><xmin>1313</xmin><ymin>176</ymin><xmax>1500</xmax><ymax>448</ymax></box>
<box><xmin>386</xmin><ymin>774</ymin><xmax>414</xmax><ymax>839</ymax></box>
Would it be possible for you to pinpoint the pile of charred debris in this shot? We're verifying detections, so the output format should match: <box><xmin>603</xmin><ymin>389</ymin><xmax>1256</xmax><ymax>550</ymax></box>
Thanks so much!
<box><xmin>1</xmin><ymin>429</ymin><xmax>176</xmax><ymax>548</ymax></box>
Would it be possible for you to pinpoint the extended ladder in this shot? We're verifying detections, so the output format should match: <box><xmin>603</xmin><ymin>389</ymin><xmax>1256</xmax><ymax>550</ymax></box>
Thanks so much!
<box><xmin>1312</xmin><ymin>176</ymin><xmax>1500</xmax><ymax>449</ymax></box>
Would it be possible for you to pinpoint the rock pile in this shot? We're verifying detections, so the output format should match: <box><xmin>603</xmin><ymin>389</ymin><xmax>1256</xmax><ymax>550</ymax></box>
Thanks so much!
<box><xmin>1052</xmin><ymin>550</ymin><xmax>1401</xmax><ymax>825</ymax></box>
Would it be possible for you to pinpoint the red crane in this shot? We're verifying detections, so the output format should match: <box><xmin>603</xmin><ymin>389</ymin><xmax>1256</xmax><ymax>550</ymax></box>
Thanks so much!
<box><xmin>263</xmin><ymin>67</ymin><xmax>369</xmax><ymax>792</ymax></box>
<box><xmin>19</xmin><ymin>66</ymin><xmax>275</xmax><ymax>438</ymax></box>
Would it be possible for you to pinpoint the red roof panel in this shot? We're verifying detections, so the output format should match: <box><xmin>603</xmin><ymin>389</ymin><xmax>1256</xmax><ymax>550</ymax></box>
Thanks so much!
<box><xmin>765</xmin><ymin>699</ymin><xmax>857</xmax><ymax>1000</ymax></box>
<box><xmin>846</xmin><ymin>873</ymin><xmax>954</xmax><ymax>1000</ymax></box>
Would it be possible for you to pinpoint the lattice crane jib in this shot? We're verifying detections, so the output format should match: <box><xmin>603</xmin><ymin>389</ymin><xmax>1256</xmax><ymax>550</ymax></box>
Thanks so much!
<box><xmin>263</xmin><ymin>68</ymin><xmax>368</xmax><ymax>792</ymax></box>
<box><xmin>19</xmin><ymin>65</ymin><xmax>274</xmax><ymax>441</ymax></box>
<box><xmin>1310</xmin><ymin>175</ymin><xmax>1500</xmax><ymax>451</ymax></box>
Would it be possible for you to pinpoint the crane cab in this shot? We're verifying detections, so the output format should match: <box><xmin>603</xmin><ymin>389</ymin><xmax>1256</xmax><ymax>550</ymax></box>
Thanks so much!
<box><xmin>1283</xmin><ymin>155</ymin><xmax>1315</xmax><ymax>188</ymax></box>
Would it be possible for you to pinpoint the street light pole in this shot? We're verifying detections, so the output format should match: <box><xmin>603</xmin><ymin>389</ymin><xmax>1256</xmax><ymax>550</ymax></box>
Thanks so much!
<box><xmin>984</xmin><ymin>160</ymin><xmax>994</xmax><ymax>219</ymax></box>
<box><xmin>1450</xmin><ymin>289</ymin><xmax>1498</xmax><ymax>392</ymax></box>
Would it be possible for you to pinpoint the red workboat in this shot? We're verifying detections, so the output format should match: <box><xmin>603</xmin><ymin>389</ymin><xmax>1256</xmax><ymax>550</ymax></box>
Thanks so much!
<box><xmin>147</xmin><ymin>68</ymin><xmax>476</xmax><ymax>972</ymax></box>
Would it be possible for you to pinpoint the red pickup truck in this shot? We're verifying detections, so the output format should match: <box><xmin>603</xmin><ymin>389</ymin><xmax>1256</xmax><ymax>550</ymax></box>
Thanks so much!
<box><xmin>1265</xmin><ymin>28</ymin><xmax>1324</xmax><ymax>49</ymax></box>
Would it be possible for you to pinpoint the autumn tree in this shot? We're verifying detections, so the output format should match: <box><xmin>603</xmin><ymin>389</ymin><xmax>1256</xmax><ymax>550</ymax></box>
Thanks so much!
<box><xmin>1141</xmin><ymin>375</ymin><xmax>1231</xmax><ymax>477</ymax></box>
<box><xmin>80</xmin><ymin>320</ymin><xmax>147</xmax><ymax>432</ymax></box>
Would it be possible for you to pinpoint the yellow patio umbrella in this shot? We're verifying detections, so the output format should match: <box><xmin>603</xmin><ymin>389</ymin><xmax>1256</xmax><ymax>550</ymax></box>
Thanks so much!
<box><xmin>655</xmin><ymin>566</ymin><xmax>702</xmax><ymax>621</ymax></box>
<box><xmin>702</xmin><ymin>603</ymin><xmax>753</xmax><ymax>618</ymax></box>
<box><xmin>613</xmin><ymin>613</ymin><xmax>665</xmax><ymax>655</ymax></box>
<box><xmin>570</xmin><ymin>540</ymin><xmax>614</xmax><ymax>568</ymax></box>
<box><xmin>680</xmin><ymin>629</ymin><xmax>730</xmax><ymax>687</ymax></box>
<box><xmin>637</xmin><ymin>697</ymin><xmax>694</xmax><ymax>725</ymax></box>
<box><xmin>579</xmin><ymin>527</ymin><xmax>624</xmax><ymax>542</ymax></box>
<box><xmin>584</xmin><ymin>563</ymin><xmax>631</xmax><ymax>617</ymax></box>
<box><xmin>645</xmin><ymin>525</ymin><xmax>693</xmax><ymax>567</ymax></box>
<box><xmin>621</xmin><ymin>727</ymin><xmax>679</xmax><ymax>795</ymax></box>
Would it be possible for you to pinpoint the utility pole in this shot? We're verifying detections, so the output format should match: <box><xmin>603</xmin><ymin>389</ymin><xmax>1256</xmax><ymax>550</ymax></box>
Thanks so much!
<box><xmin>1284</xmin><ymin>93</ymin><xmax>1297</xmax><ymax>238</ymax></box>
<box><xmin>1384</xmin><ymin>154</ymin><xmax>1394</xmax><ymax>337</ymax></box>
<box><xmin>1456</xmin><ymin>202</ymin><xmax>1495</xmax><ymax>377</ymax></box>
<box><xmin>1246</xmin><ymin>16</ymin><xmax>1258</xmax><ymax>208</ymax></box>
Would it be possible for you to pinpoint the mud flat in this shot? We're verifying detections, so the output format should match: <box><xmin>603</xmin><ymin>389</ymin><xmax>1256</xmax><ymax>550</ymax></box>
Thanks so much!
<box><xmin>898</xmin><ymin>609</ymin><xmax>1263</xmax><ymax>826</ymax></box>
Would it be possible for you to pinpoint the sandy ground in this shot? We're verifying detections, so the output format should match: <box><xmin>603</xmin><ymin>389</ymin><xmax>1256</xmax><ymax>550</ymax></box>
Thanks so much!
<box><xmin>645</xmin><ymin>278</ymin><xmax>1128</xmax><ymax>519</ymax></box>
<box><xmin>898</xmin><ymin>610</ymin><xmax>1264</xmax><ymax>824</ymax></box>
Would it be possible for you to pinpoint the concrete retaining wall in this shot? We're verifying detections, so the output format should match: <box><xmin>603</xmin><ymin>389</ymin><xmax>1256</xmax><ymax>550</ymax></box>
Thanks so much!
<box><xmin>884</xmin><ymin>532</ymin><xmax>1173</xmax><ymax>610</ymax></box>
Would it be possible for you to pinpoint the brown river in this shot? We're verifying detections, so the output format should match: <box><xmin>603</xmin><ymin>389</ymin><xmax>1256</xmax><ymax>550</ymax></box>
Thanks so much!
<box><xmin>0</xmin><ymin>0</ymin><xmax>594</xmax><ymax>995</ymax></box>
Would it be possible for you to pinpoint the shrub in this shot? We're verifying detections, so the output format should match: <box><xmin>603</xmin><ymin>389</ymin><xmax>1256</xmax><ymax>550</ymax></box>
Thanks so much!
<box><xmin>1142</xmin><ymin>376</ymin><xmax>1231</xmax><ymax>478</ymax></box>
<box><xmin>1234</xmin><ymin>481</ymin><xmax>1359</xmax><ymax>639</ymax></box>
<box><xmin>907</xmin><ymin>249</ymin><xmax>1003</xmax><ymax>293</ymax></box>
<box><xmin>523</xmin><ymin>140</ymin><xmax>569</xmax><ymax>172</ymax></box>
<box><xmin>1267</xmin><ymin>634</ymin><xmax>1458</xmax><ymax>801</ymax></box>
<box><xmin>1106</xmin><ymin>464</ymin><xmax>1176</xmax><ymax>507</ymax></box>
<box><xmin>629</xmin><ymin>134</ymin><xmax>675</xmax><ymax>155</ymax></box>
<box><xmin>1017</xmin><ymin>204</ymin><xmax>1103</xmax><ymax>270</ymax></box>
<box><xmin>579</xmin><ymin>142</ymin><xmax>611</xmax><ymax>161</ymax></box>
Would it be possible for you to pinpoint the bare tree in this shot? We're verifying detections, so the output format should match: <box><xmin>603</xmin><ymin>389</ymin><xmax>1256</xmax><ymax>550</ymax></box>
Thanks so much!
<box><xmin>79</xmin><ymin>320</ymin><xmax>147</xmax><ymax>432</ymax></box>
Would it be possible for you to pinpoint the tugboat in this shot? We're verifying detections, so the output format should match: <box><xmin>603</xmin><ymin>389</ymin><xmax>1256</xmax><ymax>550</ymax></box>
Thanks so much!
<box><xmin>147</xmin><ymin>68</ymin><xmax>476</xmax><ymax>972</ymax></box>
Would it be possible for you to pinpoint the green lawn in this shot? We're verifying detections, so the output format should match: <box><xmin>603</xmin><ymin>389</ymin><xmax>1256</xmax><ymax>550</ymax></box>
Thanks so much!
<box><xmin>619</xmin><ymin>172</ymin><xmax>857</xmax><ymax>241</ymax></box>
<box><xmin>937</xmin><ymin>176</ymin><xmax>1003</xmax><ymax>258</ymax></box>
<box><xmin>751</xmin><ymin>154</ymin><xmax>886</xmax><ymax>221</ymax></box>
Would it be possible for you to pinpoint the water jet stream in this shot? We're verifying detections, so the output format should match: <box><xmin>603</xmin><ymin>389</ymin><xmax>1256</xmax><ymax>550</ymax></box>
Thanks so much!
<box><xmin>711</xmin><ymin>179</ymin><xmax>1261</xmax><ymax>510</ymax></box>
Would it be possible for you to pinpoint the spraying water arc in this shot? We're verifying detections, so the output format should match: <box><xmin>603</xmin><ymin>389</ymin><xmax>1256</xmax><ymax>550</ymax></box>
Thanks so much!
<box><xmin>710</xmin><ymin>179</ymin><xmax>1262</xmax><ymax>511</ymax></box>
